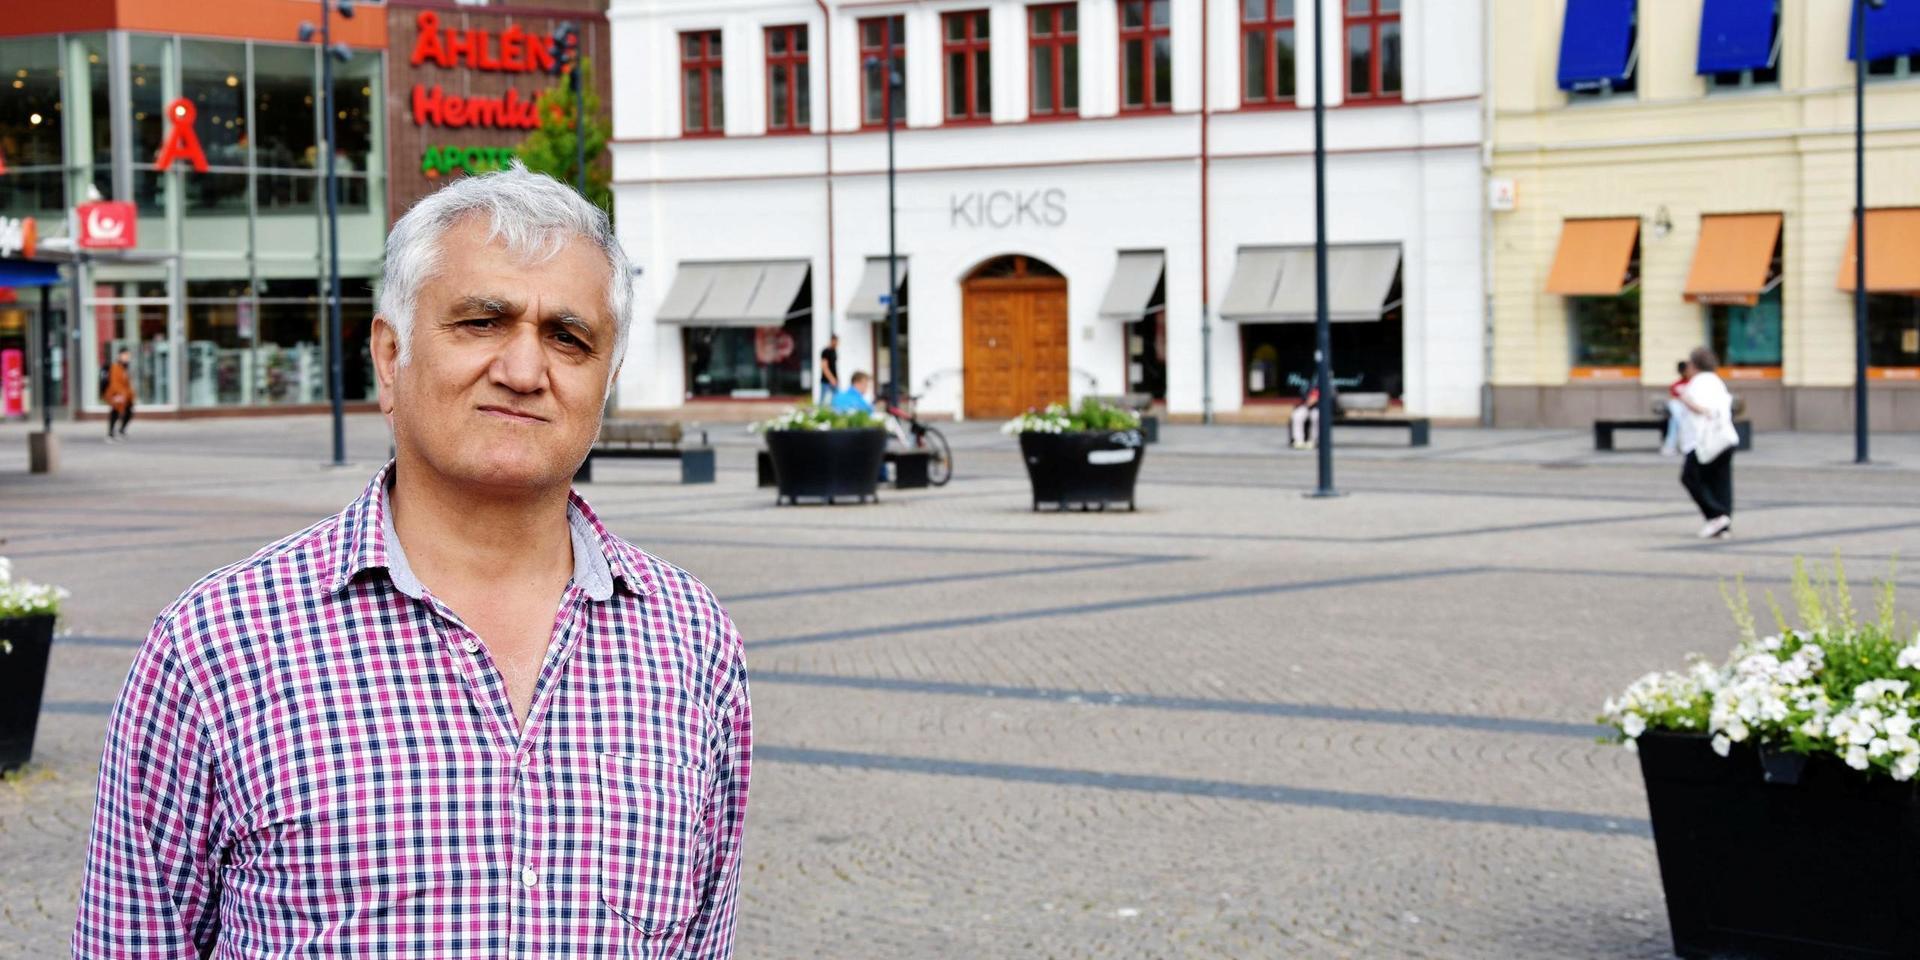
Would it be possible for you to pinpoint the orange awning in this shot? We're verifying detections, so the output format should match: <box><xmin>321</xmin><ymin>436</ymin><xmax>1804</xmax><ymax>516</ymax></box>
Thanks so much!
<box><xmin>1684</xmin><ymin>213</ymin><xmax>1780</xmax><ymax>305</ymax></box>
<box><xmin>1838</xmin><ymin>208</ymin><xmax>1920</xmax><ymax>293</ymax></box>
<box><xmin>1545</xmin><ymin>218</ymin><xmax>1640</xmax><ymax>296</ymax></box>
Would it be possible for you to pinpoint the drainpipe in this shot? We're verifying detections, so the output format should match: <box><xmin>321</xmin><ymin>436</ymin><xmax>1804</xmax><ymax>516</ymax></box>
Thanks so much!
<box><xmin>1479</xmin><ymin>0</ymin><xmax>1494</xmax><ymax>426</ymax></box>
<box><xmin>815</xmin><ymin>0</ymin><xmax>838</xmax><ymax>338</ymax></box>
<box><xmin>1199</xmin><ymin>0</ymin><xmax>1214</xmax><ymax>423</ymax></box>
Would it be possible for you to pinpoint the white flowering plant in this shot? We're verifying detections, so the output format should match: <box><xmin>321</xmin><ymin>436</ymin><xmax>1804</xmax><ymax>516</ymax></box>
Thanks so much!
<box><xmin>1601</xmin><ymin>559</ymin><xmax>1920</xmax><ymax>780</ymax></box>
<box><xmin>1001</xmin><ymin>397</ymin><xmax>1142</xmax><ymax>435</ymax></box>
<box><xmin>750</xmin><ymin>405</ymin><xmax>882</xmax><ymax>433</ymax></box>
<box><xmin>0</xmin><ymin>557</ymin><xmax>68</xmax><ymax>621</ymax></box>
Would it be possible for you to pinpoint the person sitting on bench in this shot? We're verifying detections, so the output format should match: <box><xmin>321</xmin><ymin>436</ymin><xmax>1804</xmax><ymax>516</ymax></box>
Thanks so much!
<box><xmin>1290</xmin><ymin>383</ymin><xmax>1332</xmax><ymax>450</ymax></box>
<box><xmin>832</xmin><ymin>371</ymin><xmax>875</xmax><ymax>414</ymax></box>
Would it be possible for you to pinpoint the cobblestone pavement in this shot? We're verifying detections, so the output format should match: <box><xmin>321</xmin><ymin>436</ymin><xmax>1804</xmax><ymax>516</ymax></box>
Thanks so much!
<box><xmin>4</xmin><ymin>416</ymin><xmax>1918</xmax><ymax>957</ymax></box>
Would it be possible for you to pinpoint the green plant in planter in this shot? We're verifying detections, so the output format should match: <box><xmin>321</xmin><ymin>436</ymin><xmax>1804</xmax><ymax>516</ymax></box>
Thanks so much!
<box><xmin>1601</xmin><ymin>558</ymin><xmax>1920</xmax><ymax>778</ymax></box>
<box><xmin>1001</xmin><ymin>397</ymin><xmax>1143</xmax><ymax>435</ymax></box>
<box><xmin>750</xmin><ymin>405</ymin><xmax>882</xmax><ymax>433</ymax></box>
<box><xmin>0</xmin><ymin>558</ymin><xmax>65</xmax><ymax>621</ymax></box>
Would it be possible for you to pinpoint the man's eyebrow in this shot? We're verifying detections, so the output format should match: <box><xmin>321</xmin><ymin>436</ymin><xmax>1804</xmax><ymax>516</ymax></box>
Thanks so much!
<box><xmin>545</xmin><ymin>308</ymin><xmax>599</xmax><ymax>337</ymax></box>
<box><xmin>448</xmin><ymin>294</ymin><xmax>522</xmax><ymax>316</ymax></box>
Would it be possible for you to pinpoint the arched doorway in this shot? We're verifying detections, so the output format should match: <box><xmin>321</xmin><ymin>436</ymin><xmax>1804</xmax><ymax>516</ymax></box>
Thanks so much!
<box><xmin>961</xmin><ymin>255</ymin><xmax>1068</xmax><ymax>419</ymax></box>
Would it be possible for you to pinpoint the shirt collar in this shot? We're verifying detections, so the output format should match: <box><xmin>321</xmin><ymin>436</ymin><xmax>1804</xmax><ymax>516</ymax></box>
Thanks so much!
<box><xmin>330</xmin><ymin>461</ymin><xmax>655</xmax><ymax>599</ymax></box>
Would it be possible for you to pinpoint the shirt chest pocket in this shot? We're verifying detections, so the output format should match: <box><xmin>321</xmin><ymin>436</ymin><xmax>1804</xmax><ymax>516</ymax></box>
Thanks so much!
<box><xmin>599</xmin><ymin>754</ymin><xmax>711</xmax><ymax>936</ymax></box>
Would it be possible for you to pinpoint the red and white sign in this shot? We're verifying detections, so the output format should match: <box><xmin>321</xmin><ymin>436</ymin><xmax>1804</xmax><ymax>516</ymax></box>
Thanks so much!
<box><xmin>76</xmin><ymin>201</ymin><xmax>137</xmax><ymax>250</ymax></box>
<box><xmin>754</xmin><ymin>328</ymin><xmax>796</xmax><ymax>365</ymax></box>
<box><xmin>0</xmin><ymin>216</ymin><xmax>35</xmax><ymax>258</ymax></box>
<box><xmin>1</xmin><ymin>350</ymin><xmax>23</xmax><ymax>419</ymax></box>
<box><xmin>154</xmin><ymin>98</ymin><xmax>210</xmax><ymax>173</ymax></box>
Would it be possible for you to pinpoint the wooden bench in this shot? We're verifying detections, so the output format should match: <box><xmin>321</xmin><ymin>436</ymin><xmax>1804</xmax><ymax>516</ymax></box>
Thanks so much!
<box><xmin>1091</xmin><ymin>392</ymin><xmax>1159</xmax><ymax>444</ymax></box>
<box><xmin>576</xmin><ymin>421</ymin><xmax>714</xmax><ymax>484</ymax></box>
<box><xmin>756</xmin><ymin>448</ymin><xmax>931</xmax><ymax>489</ymax></box>
<box><xmin>1594</xmin><ymin>418</ymin><xmax>1754</xmax><ymax>453</ymax></box>
<box><xmin>1327</xmin><ymin>392</ymin><xmax>1431</xmax><ymax>447</ymax></box>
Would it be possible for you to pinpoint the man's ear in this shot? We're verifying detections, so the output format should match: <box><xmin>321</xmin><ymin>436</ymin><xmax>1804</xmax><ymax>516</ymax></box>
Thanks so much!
<box><xmin>371</xmin><ymin>315</ymin><xmax>401</xmax><ymax>415</ymax></box>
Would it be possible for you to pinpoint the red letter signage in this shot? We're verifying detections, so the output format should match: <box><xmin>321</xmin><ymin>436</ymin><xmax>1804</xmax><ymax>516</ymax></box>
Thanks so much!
<box><xmin>153</xmin><ymin>99</ymin><xmax>210</xmax><ymax>173</ymax></box>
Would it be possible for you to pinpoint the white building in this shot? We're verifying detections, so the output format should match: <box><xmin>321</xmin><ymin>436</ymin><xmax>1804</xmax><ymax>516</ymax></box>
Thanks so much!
<box><xmin>608</xmin><ymin>0</ymin><xmax>1486</xmax><ymax>421</ymax></box>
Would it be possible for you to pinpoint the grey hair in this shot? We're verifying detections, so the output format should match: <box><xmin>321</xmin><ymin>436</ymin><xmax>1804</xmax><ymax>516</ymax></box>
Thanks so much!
<box><xmin>378</xmin><ymin>163</ymin><xmax>632</xmax><ymax>370</ymax></box>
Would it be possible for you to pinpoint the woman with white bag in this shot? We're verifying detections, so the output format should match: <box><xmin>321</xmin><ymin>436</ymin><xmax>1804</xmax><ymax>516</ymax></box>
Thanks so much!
<box><xmin>1678</xmin><ymin>346</ymin><xmax>1740</xmax><ymax>539</ymax></box>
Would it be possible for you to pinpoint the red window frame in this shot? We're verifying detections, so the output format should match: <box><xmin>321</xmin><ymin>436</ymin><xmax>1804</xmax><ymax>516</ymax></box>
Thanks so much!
<box><xmin>1240</xmin><ymin>0</ymin><xmax>1296</xmax><ymax>107</ymax></box>
<box><xmin>1028</xmin><ymin>3</ymin><xmax>1079</xmax><ymax>118</ymax></box>
<box><xmin>1118</xmin><ymin>0</ymin><xmax>1172</xmax><ymax>113</ymax></box>
<box><xmin>942</xmin><ymin>10</ymin><xmax>992</xmax><ymax>124</ymax></box>
<box><xmin>860</xmin><ymin>15</ymin><xmax>906</xmax><ymax>130</ymax></box>
<box><xmin>681</xmin><ymin>30</ymin><xmax>724</xmax><ymax>137</ymax></box>
<box><xmin>765</xmin><ymin>24</ymin><xmax>810</xmax><ymax>133</ymax></box>
<box><xmin>1343</xmin><ymin>0</ymin><xmax>1401</xmax><ymax>102</ymax></box>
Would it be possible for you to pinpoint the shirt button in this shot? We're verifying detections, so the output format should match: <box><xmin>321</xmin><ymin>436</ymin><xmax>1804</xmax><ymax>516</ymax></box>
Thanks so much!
<box><xmin>520</xmin><ymin>867</ymin><xmax>540</xmax><ymax>888</ymax></box>
<box><xmin>462</xmin><ymin>638</ymin><xmax>481</xmax><ymax>655</ymax></box>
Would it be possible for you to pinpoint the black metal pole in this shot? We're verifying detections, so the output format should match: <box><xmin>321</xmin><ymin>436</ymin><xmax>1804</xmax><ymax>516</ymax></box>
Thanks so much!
<box><xmin>1853</xmin><ymin>0</ymin><xmax>1870</xmax><ymax>465</ymax></box>
<box><xmin>1309</xmin><ymin>0</ymin><xmax>1336</xmax><ymax>497</ymax></box>
<box><xmin>573</xmin><ymin>47</ymin><xmax>587</xmax><ymax>198</ymax></box>
<box><xmin>884</xmin><ymin>46</ymin><xmax>901</xmax><ymax>411</ymax></box>
<box><xmin>39</xmin><ymin>284</ymin><xmax>53</xmax><ymax>433</ymax></box>
<box><xmin>322</xmin><ymin>3</ymin><xmax>347</xmax><ymax>466</ymax></box>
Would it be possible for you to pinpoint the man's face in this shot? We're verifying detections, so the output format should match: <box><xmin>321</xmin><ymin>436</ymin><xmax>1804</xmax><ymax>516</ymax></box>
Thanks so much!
<box><xmin>373</xmin><ymin>217</ymin><xmax>618</xmax><ymax>493</ymax></box>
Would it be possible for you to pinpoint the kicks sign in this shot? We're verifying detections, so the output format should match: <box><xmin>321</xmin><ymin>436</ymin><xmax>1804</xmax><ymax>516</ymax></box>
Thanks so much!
<box><xmin>950</xmin><ymin>189</ymin><xmax>1067</xmax><ymax>229</ymax></box>
<box><xmin>77</xmin><ymin>201</ymin><xmax>138</xmax><ymax>250</ymax></box>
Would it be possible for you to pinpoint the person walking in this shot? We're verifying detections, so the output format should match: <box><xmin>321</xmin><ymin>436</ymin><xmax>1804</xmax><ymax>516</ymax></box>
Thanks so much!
<box><xmin>74</xmin><ymin>167</ymin><xmax>752</xmax><ymax>958</ymax></box>
<box><xmin>818</xmin><ymin>333</ymin><xmax>840</xmax><ymax>405</ymax></box>
<box><xmin>1677</xmin><ymin>346</ymin><xmax>1740</xmax><ymax>539</ymax></box>
<box><xmin>102</xmin><ymin>348</ymin><xmax>135</xmax><ymax>442</ymax></box>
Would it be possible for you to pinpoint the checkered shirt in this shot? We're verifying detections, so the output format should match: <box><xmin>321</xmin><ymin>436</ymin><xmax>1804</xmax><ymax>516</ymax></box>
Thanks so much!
<box><xmin>74</xmin><ymin>465</ymin><xmax>752</xmax><ymax>958</ymax></box>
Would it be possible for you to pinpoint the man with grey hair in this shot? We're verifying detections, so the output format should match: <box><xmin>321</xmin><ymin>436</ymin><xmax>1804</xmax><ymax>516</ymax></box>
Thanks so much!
<box><xmin>75</xmin><ymin>166</ymin><xmax>752</xmax><ymax>958</ymax></box>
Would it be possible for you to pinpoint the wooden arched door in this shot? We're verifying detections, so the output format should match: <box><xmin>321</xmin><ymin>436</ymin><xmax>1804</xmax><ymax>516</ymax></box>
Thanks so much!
<box><xmin>961</xmin><ymin>255</ymin><xmax>1068</xmax><ymax>419</ymax></box>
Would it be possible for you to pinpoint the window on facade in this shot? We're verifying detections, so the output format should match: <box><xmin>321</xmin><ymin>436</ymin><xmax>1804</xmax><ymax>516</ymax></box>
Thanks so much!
<box><xmin>1242</xmin><ymin>0</ymin><xmax>1296</xmax><ymax>105</ymax></box>
<box><xmin>1029</xmin><ymin>4</ymin><xmax>1080</xmax><ymax>117</ymax></box>
<box><xmin>766</xmin><ymin>25</ymin><xmax>810</xmax><ymax>133</ymax></box>
<box><xmin>1570</xmin><ymin>290</ymin><xmax>1641</xmax><ymax>369</ymax></box>
<box><xmin>0</xmin><ymin>36</ymin><xmax>67</xmax><ymax>217</ymax></box>
<box><xmin>682</xmin><ymin>30</ymin><xmax>724</xmax><ymax>137</ymax></box>
<box><xmin>685</xmin><ymin>315</ymin><xmax>815</xmax><ymax>400</ymax></box>
<box><xmin>1869</xmin><ymin>296</ymin><xmax>1920</xmax><ymax>368</ymax></box>
<box><xmin>1565</xmin><ymin>1</ymin><xmax>1637</xmax><ymax>100</ymax></box>
<box><xmin>180</xmin><ymin>39</ymin><xmax>250</xmax><ymax>212</ymax></box>
<box><xmin>943</xmin><ymin>10</ymin><xmax>992</xmax><ymax>122</ymax></box>
<box><xmin>1708</xmin><ymin>287</ymin><xmax>1783</xmax><ymax>371</ymax></box>
<box><xmin>1119</xmin><ymin>0</ymin><xmax>1172</xmax><ymax>111</ymax></box>
<box><xmin>1868</xmin><ymin>56</ymin><xmax>1916</xmax><ymax>80</ymax></box>
<box><xmin>1344</xmin><ymin>0</ymin><xmax>1400</xmax><ymax>100</ymax></box>
<box><xmin>861</xmin><ymin>16</ymin><xmax>906</xmax><ymax>128</ymax></box>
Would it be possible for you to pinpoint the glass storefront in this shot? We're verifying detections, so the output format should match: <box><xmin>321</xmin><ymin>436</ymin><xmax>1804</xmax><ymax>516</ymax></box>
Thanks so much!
<box><xmin>1</xmin><ymin>31</ymin><xmax>387</xmax><ymax>414</ymax></box>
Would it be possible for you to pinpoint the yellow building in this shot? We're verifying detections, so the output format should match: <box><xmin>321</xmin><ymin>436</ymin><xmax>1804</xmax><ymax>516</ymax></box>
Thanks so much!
<box><xmin>1490</xmin><ymin>0</ymin><xmax>1920</xmax><ymax>430</ymax></box>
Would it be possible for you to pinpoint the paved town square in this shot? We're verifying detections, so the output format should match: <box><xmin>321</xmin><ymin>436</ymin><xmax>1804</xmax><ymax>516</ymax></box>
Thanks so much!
<box><xmin>3</xmin><ymin>416</ymin><xmax>1916</xmax><ymax>957</ymax></box>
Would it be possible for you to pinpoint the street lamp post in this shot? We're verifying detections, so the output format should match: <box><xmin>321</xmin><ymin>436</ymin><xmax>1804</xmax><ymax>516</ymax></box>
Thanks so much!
<box><xmin>868</xmin><ymin>43</ymin><xmax>904</xmax><ymax>411</ymax></box>
<box><xmin>299</xmin><ymin>1</ymin><xmax>355</xmax><ymax>468</ymax></box>
<box><xmin>1852</xmin><ymin>0</ymin><xmax>1881</xmax><ymax>465</ymax></box>
<box><xmin>1308</xmin><ymin>0</ymin><xmax>1337</xmax><ymax>497</ymax></box>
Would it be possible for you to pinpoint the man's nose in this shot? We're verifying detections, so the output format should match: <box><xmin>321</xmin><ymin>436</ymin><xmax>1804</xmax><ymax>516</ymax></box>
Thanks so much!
<box><xmin>490</xmin><ymin>322</ymin><xmax>547</xmax><ymax>394</ymax></box>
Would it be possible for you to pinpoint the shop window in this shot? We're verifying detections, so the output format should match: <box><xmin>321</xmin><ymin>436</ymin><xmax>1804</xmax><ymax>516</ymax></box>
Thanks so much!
<box><xmin>130</xmin><ymin>35</ymin><xmax>171</xmax><ymax>215</ymax></box>
<box><xmin>1241</xmin><ymin>0</ymin><xmax>1296</xmax><ymax>106</ymax></box>
<box><xmin>0</xmin><ymin>37</ymin><xmax>65</xmax><ymax>216</ymax></box>
<box><xmin>1868</xmin><ymin>295</ymin><xmax>1920</xmax><ymax>369</ymax></box>
<box><xmin>1570</xmin><ymin>289</ymin><xmax>1642</xmax><ymax>370</ymax></box>
<box><xmin>943</xmin><ymin>10</ymin><xmax>992</xmax><ymax>123</ymax></box>
<box><xmin>765</xmin><ymin>25</ymin><xmax>810</xmax><ymax>133</ymax></box>
<box><xmin>684</xmin><ymin>318</ymin><xmax>814</xmax><ymax>399</ymax></box>
<box><xmin>861</xmin><ymin>16</ymin><xmax>906</xmax><ymax>128</ymax></box>
<box><xmin>185</xmin><ymin>277</ymin><xmax>254</xmax><ymax>407</ymax></box>
<box><xmin>682</xmin><ymin>30</ymin><xmax>724</xmax><ymax>137</ymax></box>
<box><xmin>1029</xmin><ymin>4</ymin><xmax>1079</xmax><ymax>117</ymax></box>
<box><xmin>1241</xmin><ymin>275</ymin><xmax>1405</xmax><ymax>400</ymax></box>
<box><xmin>1119</xmin><ymin>0</ymin><xmax>1172</xmax><ymax>112</ymax></box>
<box><xmin>873</xmin><ymin>274</ymin><xmax>910</xmax><ymax>401</ymax></box>
<box><xmin>180</xmin><ymin>39</ymin><xmax>250</xmax><ymax>212</ymax></box>
<box><xmin>1709</xmin><ymin>287</ymin><xmax>1782</xmax><ymax>372</ymax></box>
<box><xmin>329</xmin><ymin>53</ymin><xmax>380</xmax><ymax>209</ymax></box>
<box><xmin>1344</xmin><ymin>0</ymin><xmax>1400</xmax><ymax>101</ymax></box>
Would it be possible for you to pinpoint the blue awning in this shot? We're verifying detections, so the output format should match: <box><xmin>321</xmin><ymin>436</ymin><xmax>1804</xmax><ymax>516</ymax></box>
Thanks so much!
<box><xmin>1698</xmin><ymin>0</ymin><xmax>1775</xmax><ymax>74</ymax></box>
<box><xmin>0</xmin><ymin>259</ymin><xmax>62</xmax><ymax>289</ymax></box>
<box><xmin>1850</xmin><ymin>0</ymin><xmax>1920</xmax><ymax>61</ymax></box>
<box><xmin>1558</xmin><ymin>0</ymin><xmax>1637</xmax><ymax>90</ymax></box>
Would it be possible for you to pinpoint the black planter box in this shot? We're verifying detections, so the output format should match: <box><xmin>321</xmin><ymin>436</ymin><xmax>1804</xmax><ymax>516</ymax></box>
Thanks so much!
<box><xmin>1018</xmin><ymin>430</ymin><xmax>1145</xmax><ymax>511</ymax></box>
<box><xmin>0</xmin><ymin>614</ymin><xmax>57</xmax><ymax>772</ymax></box>
<box><xmin>1638</xmin><ymin>731</ymin><xmax>1920</xmax><ymax>959</ymax></box>
<box><xmin>765</xmin><ymin>429</ymin><xmax>888</xmax><ymax>505</ymax></box>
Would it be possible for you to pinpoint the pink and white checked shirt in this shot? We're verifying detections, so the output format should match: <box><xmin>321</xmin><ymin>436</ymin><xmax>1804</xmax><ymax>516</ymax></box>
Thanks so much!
<box><xmin>75</xmin><ymin>466</ymin><xmax>751</xmax><ymax>958</ymax></box>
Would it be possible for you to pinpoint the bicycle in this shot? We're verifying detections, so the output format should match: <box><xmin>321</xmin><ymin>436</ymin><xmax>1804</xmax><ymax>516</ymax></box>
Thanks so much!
<box><xmin>880</xmin><ymin>393</ymin><xmax>953</xmax><ymax>486</ymax></box>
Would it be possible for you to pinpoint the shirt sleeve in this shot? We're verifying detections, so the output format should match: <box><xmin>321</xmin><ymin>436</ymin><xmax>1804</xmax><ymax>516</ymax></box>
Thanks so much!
<box><xmin>74</xmin><ymin>615</ymin><xmax>226</xmax><ymax>958</ymax></box>
<box><xmin>681</xmin><ymin>619</ymin><xmax>752</xmax><ymax>959</ymax></box>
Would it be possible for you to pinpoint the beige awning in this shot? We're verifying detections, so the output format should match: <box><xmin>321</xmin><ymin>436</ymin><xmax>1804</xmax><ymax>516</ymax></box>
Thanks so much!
<box><xmin>1098</xmin><ymin>250</ymin><xmax>1166</xmax><ymax>320</ymax></box>
<box><xmin>655</xmin><ymin>259</ymin><xmax>810</xmax><ymax>327</ymax></box>
<box><xmin>848</xmin><ymin>255</ymin><xmax>908</xmax><ymax>320</ymax></box>
<box><xmin>1220</xmin><ymin>243</ymin><xmax>1401</xmax><ymax>323</ymax></box>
